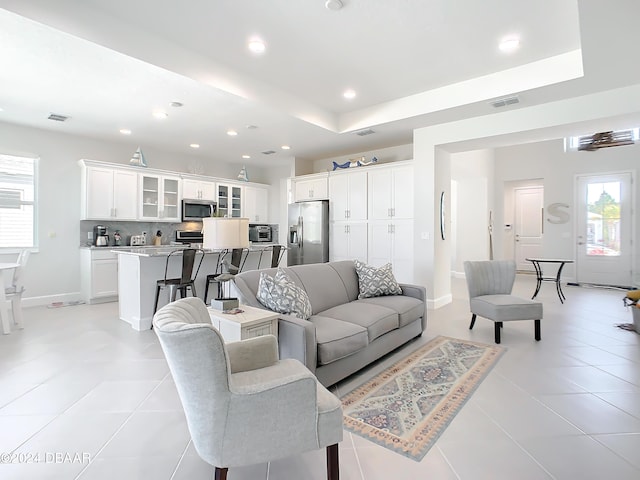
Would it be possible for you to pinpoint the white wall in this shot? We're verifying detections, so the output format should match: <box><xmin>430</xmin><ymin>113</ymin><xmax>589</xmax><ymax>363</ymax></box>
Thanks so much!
<box><xmin>0</xmin><ymin>121</ymin><xmax>280</xmax><ymax>305</ymax></box>
<box><xmin>450</xmin><ymin>149</ymin><xmax>494</xmax><ymax>275</ymax></box>
<box><xmin>494</xmin><ymin>138</ymin><xmax>640</xmax><ymax>284</ymax></box>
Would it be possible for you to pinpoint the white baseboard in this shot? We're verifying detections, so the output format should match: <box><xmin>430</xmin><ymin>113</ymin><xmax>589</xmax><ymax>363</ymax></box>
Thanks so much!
<box><xmin>22</xmin><ymin>292</ymin><xmax>83</xmax><ymax>308</ymax></box>
<box><xmin>427</xmin><ymin>293</ymin><xmax>453</xmax><ymax>310</ymax></box>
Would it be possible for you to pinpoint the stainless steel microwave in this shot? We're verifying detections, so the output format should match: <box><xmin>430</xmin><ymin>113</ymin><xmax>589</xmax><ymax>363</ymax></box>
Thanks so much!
<box><xmin>182</xmin><ymin>199</ymin><xmax>216</xmax><ymax>221</ymax></box>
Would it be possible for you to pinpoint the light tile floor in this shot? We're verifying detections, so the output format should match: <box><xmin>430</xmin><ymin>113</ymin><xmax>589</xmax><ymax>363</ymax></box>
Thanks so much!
<box><xmin>1</xmin><ymin>276</ymin><xmax>639</xmax><ymax>479</ymax></box>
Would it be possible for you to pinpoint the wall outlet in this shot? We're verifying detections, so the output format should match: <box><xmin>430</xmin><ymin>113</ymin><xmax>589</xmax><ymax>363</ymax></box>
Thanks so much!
<box><xmin>420</xmin><ymin>231</ymin><xmax>430</xmax><ymax>240</ymax></box>
<box><xmin>87</xmin><ymin>232</ymin><xmax>93</xmax><ymax>240</ymax></box>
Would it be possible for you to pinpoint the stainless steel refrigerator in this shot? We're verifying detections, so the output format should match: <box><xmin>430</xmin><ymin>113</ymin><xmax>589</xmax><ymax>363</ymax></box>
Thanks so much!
<box><xmin>287</xmin><ymin>200</ymin><xmax>329</xmax><ymax>266</ymax></box>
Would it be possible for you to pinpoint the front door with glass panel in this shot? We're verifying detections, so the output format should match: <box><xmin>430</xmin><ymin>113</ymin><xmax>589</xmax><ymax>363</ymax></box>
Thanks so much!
<box><xmin>576</xmin><ymin>173</ymin><xmax>632</xmax><ymax>287</ymax></box>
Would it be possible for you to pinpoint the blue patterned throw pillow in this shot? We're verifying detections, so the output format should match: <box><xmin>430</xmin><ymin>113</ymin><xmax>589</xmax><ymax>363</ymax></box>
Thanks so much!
<box><xmin>354</xmin><ymin>260</ymin><xmax>403</xmax><ymax>299</ymax></box>
<box><xmin>256</xmin><ymin>269</ymin><xmax>312</xmax><ymax>320</ymax></box>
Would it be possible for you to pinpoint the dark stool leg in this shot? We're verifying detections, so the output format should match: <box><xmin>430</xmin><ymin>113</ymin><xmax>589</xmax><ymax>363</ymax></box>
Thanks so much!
<box><xmin>190</xmin><ymin>283</ymin><xmax>197</xmax><ymax>299</ymax></box>
<box><xmin>494</xmin><ymin>322</ymin><xmax>502</xmax><ymax>344</ymax></box>
<box><xmin>153</xmin><ymin>285</ymin><xmax>161</xmax><ymax>313</ymax></box>
<box><xmin>535</xmin><ymin>319</ymin><xmax>541</xmax><ymax>341</ymax></box>
<box><xmin>204</xmin><ymin>277</ymin><xmax>211</xmax><ymax>303</ymax></box>
<box><xmin>469</xmin><ymin>314</ymin><xmax>477</xmax><ymax>330</ymax></box>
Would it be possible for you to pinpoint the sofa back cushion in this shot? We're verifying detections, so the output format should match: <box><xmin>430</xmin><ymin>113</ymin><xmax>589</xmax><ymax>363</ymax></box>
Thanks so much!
<box><xmin>233</xmin><ymin>261</ymin><xmax>360</xmax><ymax>315</ymax></box>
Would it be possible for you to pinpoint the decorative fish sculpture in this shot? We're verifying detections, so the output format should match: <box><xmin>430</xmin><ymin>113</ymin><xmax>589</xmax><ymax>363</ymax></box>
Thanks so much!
<box><xmin>332</xmin><ymin>156</ymin><xmax>378</xmax><ymax>171</ymax></box>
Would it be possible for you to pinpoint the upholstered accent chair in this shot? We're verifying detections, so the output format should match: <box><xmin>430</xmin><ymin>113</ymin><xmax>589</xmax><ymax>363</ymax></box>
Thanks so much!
<box><xmin>463</xmin><ymin>260</ymin><xmax>543</xmax><ymax>344</ymax></box>
<box><xmin>153</xmin><ymin>297</ymin><xmax>343</xmax><ymax>480</ymax></box>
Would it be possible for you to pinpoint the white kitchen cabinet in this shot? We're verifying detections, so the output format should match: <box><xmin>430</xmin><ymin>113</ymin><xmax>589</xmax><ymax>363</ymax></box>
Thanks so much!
<box><xmin>81</xmin><ymin>165</ymin><xmax>138</xmax><ymax>220</ymax></box>
<box><xmin>80</xmin><ymin>249</ymin><xmax>118</xmax><ymax>303</ymax></box>
<box><xmin>367</xmin><ymin>219</ymin><xmax>414</xmax><ymax>283</ymax></box>
<box><xmin>293</xmin><ymin>174</ymin><xmax>328</xmax><ymax>201</ymax></box>
<box><xmin>139</xmin><ymin>173</ymin><xmax>181</xmax><ymax>222</ymax></box>
<box><xmin>368</xmin><ymin>164</ymin><xmax>413</xmax><ymax>220</ymax></box>
<box><xmin>330</xmin><ymin>221</ymin><xmax>368</xmax><ymax>263</ymax></box>
<box><xmin>217</xmin><ymin>183</ymin><xmax>242</xmax><ymax>217</ymax></box>
<box><xmin>182</xmin><ymin>178</ymin><xmax>217</xmax><ymax>201</ymax></box>
<box><xmin>329</xmin><ymin>170</ymin><xmax>367</xmax><ymax>222</ymax></box>
<box><xmin>243</xmin><ymin>185</ymin><xmax>269</xmax><ymax>222</ymax></box>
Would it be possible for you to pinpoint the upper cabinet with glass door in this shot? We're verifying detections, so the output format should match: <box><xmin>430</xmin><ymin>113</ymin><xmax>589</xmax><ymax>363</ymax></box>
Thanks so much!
<box><xmin>217</xmin><ymin>183</ymin><xmax>242</xmax><ymax>217</ymax></box>
<box><xmin>139</xmin><ymin>173</ymin><xmax>181</xmax><ymax>222</ymax></box>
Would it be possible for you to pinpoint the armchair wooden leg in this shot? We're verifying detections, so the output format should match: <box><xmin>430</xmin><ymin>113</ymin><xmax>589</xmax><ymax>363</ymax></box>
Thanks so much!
<box><xmin>327</xmin><ymin>443</ymin><xmax>339</xmax><ymax>480</ymax></box>
<box><xmin>494</xmin><ymin>322</ymin><xmax>502</xmax><ymax>344</ymax></box>
<box><xmin>469</xmin><ymin>314</ymin><xmax>477</xmax><ymax>330</ymax></box>
<box><xmin>535</xmin><ymin>319</ymin><xmax>541</xmax><ymax>341</ymax></box>
<box><xmin>214</xmin><ymin>466</ymin><xmax>228</xmax><ymax>480</ymax></box>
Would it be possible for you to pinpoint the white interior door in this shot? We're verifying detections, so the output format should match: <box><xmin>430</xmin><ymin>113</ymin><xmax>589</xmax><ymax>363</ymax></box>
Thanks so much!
<box><xmin>514</xmin><ymin>187</ymin><xmax>544</xmax><ymax>271</ymax></box>
<box><xmin>576</xmin><ymin>173</ymin><xmax>632</xmax><ymax>287</ymax></box>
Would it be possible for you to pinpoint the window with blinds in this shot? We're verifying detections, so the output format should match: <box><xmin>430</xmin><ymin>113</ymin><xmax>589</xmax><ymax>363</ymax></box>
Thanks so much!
<box><xmin>0</xmin><ymin>154</ymin><xmax>37</xmax><ymax>248</ymax></box>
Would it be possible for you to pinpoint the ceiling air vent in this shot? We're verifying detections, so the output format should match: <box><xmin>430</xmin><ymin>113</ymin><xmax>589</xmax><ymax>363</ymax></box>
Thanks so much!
<box><xmin>47</xmin><ymin>113</ymin><xmax>69</xmax><ymax>122</ymax></box>
<box><xmin>355</xmin><ymin>128</ymin><xmax>375</xmax><ymax>136</ymax></box>
<box><xmin>261</xmin><ymin>150</ymin><xmax>276</xmax><ymax>155</ymax></box>
<box><xmin>577</xmin><ymin>130</ymin><xmax>634</xmax><ymax>151</ymax></box>
<box><xmin>490</xmin><ymin>96</ymin><xmax>519</xmax><ymax>108</ymax></box>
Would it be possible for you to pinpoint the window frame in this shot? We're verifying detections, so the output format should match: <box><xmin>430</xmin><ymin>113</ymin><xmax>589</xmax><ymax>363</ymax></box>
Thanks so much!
<box><xmin>0</xmin><ymin>154</ymin><xmax>39</xmax><ymax>253</ymax></box>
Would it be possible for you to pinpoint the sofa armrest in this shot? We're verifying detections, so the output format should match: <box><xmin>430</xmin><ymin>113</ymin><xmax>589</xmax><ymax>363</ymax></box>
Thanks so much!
<box><xmin>277</xmin><ymin>314</ymin><xmax>318</xmax><ymax>373</ymax></box>
<box><xmin>400</xmin><ymin>283</ymin><xmax>427</xmax><ymax>331</ymax></box>
<box><xmin>226</xmin><ymin>334</ymin><xmax>279</xmax><ymax>374</ymax></box>
<box><xmin>399</xmin><ymin>282</ymin><xmax>426</xmax><ymax>301</ymax></box>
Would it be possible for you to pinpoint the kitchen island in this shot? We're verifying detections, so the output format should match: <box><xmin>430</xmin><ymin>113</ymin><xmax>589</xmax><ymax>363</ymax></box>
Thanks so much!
<box><xmin>114</xmin><ymin>245</ymin><xmax>281</xmax><ymax>330</ymax></box>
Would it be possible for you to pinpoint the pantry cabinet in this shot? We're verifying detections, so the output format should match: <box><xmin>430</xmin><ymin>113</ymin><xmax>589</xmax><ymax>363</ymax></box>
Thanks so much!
<box><xmin>367</xmin><ymin>218</ymin><xmax>414</xmax><ymax>284</ymax></box>
<box><xmin>329</xmin><ymin>221</ymin><xmax>368</xmax><ymax>263</ymax></box>
<box><xmin>368</xmin><ymin>164</ymin><xmax>413</xmax><ymax>220</ymax></box>
<box><xmin>329</xmin><ymin>170</ymin><xmax>367</xmax><ymax>221</ymax></box>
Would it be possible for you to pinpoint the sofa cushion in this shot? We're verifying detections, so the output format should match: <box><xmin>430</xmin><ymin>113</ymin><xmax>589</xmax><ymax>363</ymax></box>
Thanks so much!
<box><xmin>320</xmin><ymin>301</ymin><xmax>398</xmax><ymax>342</ymax></box>
<box><xmin>354</xmin><ymin>260</ymin><xmax>402</xmax><ymax>299</ymax></box>
<box><xmin>357</xmin><ymin>295</ymin><xmax>424</xmax><ymax>328</ymax></box>
<box><xmin>310</xmin><ymin>315</ymin><xmax>369</xmax><ymax>366</ymax></box>
<box><xmin>256</xmin><ymin>269</ymin><xmax>312</xmax><ymax>320</ymax></box>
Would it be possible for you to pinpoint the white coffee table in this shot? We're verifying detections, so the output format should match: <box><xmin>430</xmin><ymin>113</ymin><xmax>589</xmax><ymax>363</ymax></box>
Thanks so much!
<box><xmin>207</xmin><ymin>304</ymin><xmax>279</xmax><ymax>343</ymax></box>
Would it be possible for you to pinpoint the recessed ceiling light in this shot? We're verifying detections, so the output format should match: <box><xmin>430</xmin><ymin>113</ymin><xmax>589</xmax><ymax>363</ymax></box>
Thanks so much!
<box><xmin>242</xmin><ymin>155</ymin><xmax>251</xmax><ymax>159</ymax></box>
<box><xmin>499</xmin><ymin>36</ymin><xmax>520</xmax><ymax>53</ymax></box>
<box><xmin>119</xmin><ymin>128</ymin><xmax>132</xmax><ymax>135</ymax></box>
<box><xmin>190</xmin><ymin>143</ymin><xmax>200</xmax><ymax>149</ymax></box>
<box><xmin>343</xmin><ymin>89</ymin><xmax>356</xmax><ymax>99</ymax></box>
<box><xmin>170</xmin><ymin>101</ymin><xmax>183</xmax><ymax>108</ymax></box>
<box><xmin>281</xmin><ymin>145</ymin><xmax>291</xmax><ymax>150</ymax></box>
<box><xmin>246</xmin><ymin>125</ymin><xmax>258</xmax><ymax>130</ymax></box>
<box><xmin>153</xmin><ymin>110</ymin><xmax>168</xmax><ymax>119</ymax></box>
<box><xmin>248</xmin><ymin>37</ymin><xmax>266</xmax><ymax>54</ymax></box>
<box><xmin>227</xmin><ymin>130</ymin><xmax>238</xmax><ymax>136</ymax></box>
<box><xmin>0</xmin><ymin>107</ymin><xmax>4</xmax><ymax>112</ymax></box>
<box><xmin>325</xmin><ymin>0</ymin><xmax>343</xmax><ymax>10</ymax></box>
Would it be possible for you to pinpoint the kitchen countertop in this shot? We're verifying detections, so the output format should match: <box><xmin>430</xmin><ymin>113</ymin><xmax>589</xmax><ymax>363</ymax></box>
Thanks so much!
<box><xmin>110</xmin><ymin>244</ymin><xmax>285</xmax><ymax>257</ymax></box>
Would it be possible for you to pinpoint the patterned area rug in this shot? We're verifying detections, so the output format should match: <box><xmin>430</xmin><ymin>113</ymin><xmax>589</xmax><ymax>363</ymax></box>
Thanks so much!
<box><xmin>341</xmin><ymin>336</ymin><xmax>505</xmax><ymax>461</ymax></box>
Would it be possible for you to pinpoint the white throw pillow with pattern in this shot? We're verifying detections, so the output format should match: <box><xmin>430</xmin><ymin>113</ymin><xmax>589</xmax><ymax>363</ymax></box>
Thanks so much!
<box><xmin>256</xmin><ymin>269</ymin><xmax>312</xmax><ymax>319</ymax></box>
<box><xmin>354</xmin><ymin>259</ymin><xmax>403</xmax><ymax>299</ymax></box>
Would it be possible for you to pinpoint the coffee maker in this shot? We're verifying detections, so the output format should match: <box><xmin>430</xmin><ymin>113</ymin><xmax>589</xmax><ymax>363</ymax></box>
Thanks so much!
<box><xmin>93</xmin><ymin>225</ymin><xmax>109</xmax><ymax>247</ymax></box>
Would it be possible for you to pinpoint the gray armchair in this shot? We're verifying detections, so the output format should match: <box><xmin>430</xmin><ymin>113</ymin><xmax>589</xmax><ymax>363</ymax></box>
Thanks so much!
<box><xmin>153</xmin><ymin>297</ymin><xmax>343</xmax><ymax>480</ymax></box>
<box><xmin>463</xmin><ymin>260</ymin><xmax>543</xmax><ymax>344</ymax></box>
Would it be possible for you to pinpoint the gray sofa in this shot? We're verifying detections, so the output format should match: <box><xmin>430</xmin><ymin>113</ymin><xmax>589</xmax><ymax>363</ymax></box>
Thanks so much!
<box><xmin>232</xmin><ymin>260</ymin><xmax>426</xmax><ymax>386</ymax></box>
